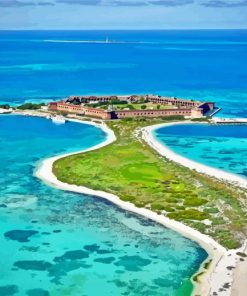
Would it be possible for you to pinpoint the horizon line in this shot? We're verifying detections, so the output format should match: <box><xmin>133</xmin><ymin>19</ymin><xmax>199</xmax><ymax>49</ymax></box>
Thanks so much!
<box><xmin>1</xmin><ymin>28</ymin><xmax>247</xmax><ymax>31</ymax></box>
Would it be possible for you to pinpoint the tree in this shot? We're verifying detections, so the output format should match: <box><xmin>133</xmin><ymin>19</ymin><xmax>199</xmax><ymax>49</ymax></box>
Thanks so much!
<box><xmin>141</xmin><ymin>105</ymin><xmax>147</xmax><ymax>110</ymax></box>
<box><xmin>157</xmin><ymin>105</ymin><xmax>161</xmax><ymax>110</ymax></box>
<box><xmin>0</xmin><ymin>104</ymin><xmax>10</xmax><ymax>109</ymax></box>
<box><xmin>17</xmin><ymin>103</ymin><xmax>45</xmax><ymax>110</ymax></box>
<box><xmin>139</xmin><ymin>97</ymin><xmax>145</xmax><ymax>104</ymax></box>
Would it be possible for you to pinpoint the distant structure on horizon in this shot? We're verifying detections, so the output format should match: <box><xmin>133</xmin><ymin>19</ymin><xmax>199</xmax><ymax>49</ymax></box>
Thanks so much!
<box><xmin>48</xmin><ymin>94</ymin><xmax>218</xmax><ymax>120</ymax></box>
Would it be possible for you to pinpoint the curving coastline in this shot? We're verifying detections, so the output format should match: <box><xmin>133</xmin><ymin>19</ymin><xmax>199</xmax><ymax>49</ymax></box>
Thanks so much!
<box><xmin>142</xmin><ymin>122</ymin><xmax>247</xmax><ymax>190</ymax></box>
<box><xmin>34</xmin><ymin>117</ymin><xmax>236</xmax><ymax>296</ymax></box>
<box><xmin>142</xmin><ymin>121</ymin><xmax>247</xmax><ymax>295</ymax></box>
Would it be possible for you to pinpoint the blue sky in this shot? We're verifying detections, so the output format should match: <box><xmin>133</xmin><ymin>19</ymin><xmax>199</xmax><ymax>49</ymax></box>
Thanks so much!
<box><xmin>0</xmin><ymin>0</ymin><xmax>246</xmax><ymax>29</ymax></box>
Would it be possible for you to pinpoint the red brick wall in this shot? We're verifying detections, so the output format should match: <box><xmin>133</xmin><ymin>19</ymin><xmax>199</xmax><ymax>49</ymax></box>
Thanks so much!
<box><xmin>50</xmin><ymin>102</ymin><xmax>111</xmax><ymax>119</ymax></box>
<box><xmin>48</xmin><ymin>102</ymin><xmax>58</xmax><ymax>111</ymax></box>
<box><xmin>148</xmin><ymin>97</ymin><xmax>200</xmax><ymax>107</ymax></box>
<box><xmin>115</xmin><ymin>109</ymin><xmax>192</xmax><ymax>118</ymax></box>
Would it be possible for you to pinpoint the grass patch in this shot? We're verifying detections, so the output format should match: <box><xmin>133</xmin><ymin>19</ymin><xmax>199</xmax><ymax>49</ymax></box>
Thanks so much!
<box><xmin>168</xmin><ymin>209</ymin><xmax>209</xmax><ymax>221</ymax></box>
<box><xmin>53</xmin><ymin>118</ymin><xmax>247</xmax><ymax>249</ymax></box>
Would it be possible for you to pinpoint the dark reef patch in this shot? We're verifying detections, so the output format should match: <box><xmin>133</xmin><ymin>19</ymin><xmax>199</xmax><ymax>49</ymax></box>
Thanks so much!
<box><xmin>14</xmin><ymin>260</ymin><xmax>52</xmax><ymax>271</ymax></box>
<box><xmin>26</xmin><ymin>289</ymin><xmax>50</xmax><ymax>296</ymax></box>
<box><xmin>112</xmin><ymin>279</ymin><xmax>126</xmax><ymax>288</ymax></box>
<box><xmin>96</xmin><ymin>249</ymin><xmax>112</xmax><ymax>255</ymax></box>
<box><xmin>53</xmin><ymin>230</ymin><xmax>61</xmax><ymax>233</ymax></box>
<box><xmin>19</xmin><ymin>246</ymin><xmax>39</xmax><ymax>252</ymax></box>
<box><xmin>114</xmin><ymin>255</ymin><xmax>151</xmax><ymax>271</ymax></box>
<box><xmin>84</xmin><ymin>244</ymin><xmax>100</xmax><ymax>252</ymax></box>
<box><xmin>48</xmin><ymin>261</ymin><xmax>91</xmax><ymax>284</ymax></box>
<box><xmin>41</xmin><ymin>232</ymin><xmax>50</xmax><ymax>235</ymax></box>
<box><xmin>4</xmin><ymin>230</ymin><xmax>39</xmax><ymax>243</ymax></box>
<box><xmin>94</xmin><ymin>257</ymin><xmax>115</xmax><ymax>264</ymax></box>
<box><xmin>153</xmin><ymin>277</ymin><xmax>173</xmax><ymax>287</ymax></box>
<box><xmin>54</xmin><ymin>250</ymin><xmax>89</xmax><ymax>262</ymax></box>
<box><xmin>0</xmin><ymin>285</ymin><xmax>18</xmax><ymax>295</ymax></box>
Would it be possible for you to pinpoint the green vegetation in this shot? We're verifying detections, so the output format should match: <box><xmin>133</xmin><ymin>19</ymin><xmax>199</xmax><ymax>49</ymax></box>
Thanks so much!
<box><xmin>192</xmin><ymin>271</ymin><xmax>204</xmax><ymax>283</ymax></box>
<box><xmin>161</xmin><ymin>115</ymin><xmax>186</xmax><ymax>121</ymax></box>
<box><xmin>17</xmin><ymin>103</ymin><xmax>45</xmax><ymax>110</ymax></box>
<box><xmin>191</xmin><ymin>117</ymin><xmax>210</xmax><ymax>122</ymax></box>
<box><xmin>53</xmin><ymin>119</ymin><xmax>247</xmax><ymax>249</ymax></box>
<box><xmin>236</xmin><ymin>252</ymin><xmax>247</xmax><ymax>258</ymax></box>
<box><xmin>0</xmin><ymin>104</ymin><xmax>10</xmax><ymax>109</ymax></box>
<box><xmin>85</xmin><ymin>100</ymin><xmax>175</xmax><ymax>111</ymax></box>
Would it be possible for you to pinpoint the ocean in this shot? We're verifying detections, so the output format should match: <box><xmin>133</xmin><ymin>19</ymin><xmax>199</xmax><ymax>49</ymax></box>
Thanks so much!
<box><xmin>0</xmin><ymin>30</ymin><xmax>246</xmax><ymax>295</ymax></box>
<box><xmin>154</xmin><ymin>123</ymin><xmax>247</xmax><ymax>178</ymax></box>
<box><xmin>0</xmin><ymin>115</ymin><xmax>207</xmax><ymax>296</ymax></box>
<box><xmin>0</xmin><ymin>30</ymin><xmax>247</xmax><ymax>118</ymax></box>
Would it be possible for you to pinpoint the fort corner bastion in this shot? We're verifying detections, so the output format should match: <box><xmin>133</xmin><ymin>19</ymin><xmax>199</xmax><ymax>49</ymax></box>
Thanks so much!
<box><xmin>48</xmin><ymin>94</ymin><xmax>218</xmax><ymax>120</ymax></box>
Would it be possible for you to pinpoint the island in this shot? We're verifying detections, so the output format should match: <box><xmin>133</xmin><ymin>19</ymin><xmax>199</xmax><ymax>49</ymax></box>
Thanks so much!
<box><xmin>48</xmin><ymin>94</ymin><xmax>220</xmax><ymax>120</ymax></box>
<box><xmin>12</xmin><ymin>94</ymin><xmax>246</xmax><ymax>295</ymax></box>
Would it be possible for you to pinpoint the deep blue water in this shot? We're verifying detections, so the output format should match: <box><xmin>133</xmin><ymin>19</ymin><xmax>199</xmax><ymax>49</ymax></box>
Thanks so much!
<box><xmin>154</xmin><ymin>124</ymin><xmax>247</xmax><ymax>178</ymax></box>
<box><xmin>0</xmin><ymin>115</ymin><xmax>207</xmax><ymax>296</ymax></box>
<box><xmin>0</xmin><ymin>30</ymin><xmax>247</xmax><ymax>118</ymax></box>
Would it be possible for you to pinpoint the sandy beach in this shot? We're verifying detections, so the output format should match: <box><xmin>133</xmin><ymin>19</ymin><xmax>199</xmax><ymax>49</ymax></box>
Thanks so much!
<box><xmin>142</xmin><ymin>122</ymin><xmax>247</xmax><ymax>190</ymax></box>
<box><xmin>33</xmin><ymin>117</ymin><xmax>246</xmax><ymax>296</ymax></box>
<box><xmin>142</xmin><ymin>122</ymin><xmax>247</xmax><ymax>295</ymax></box>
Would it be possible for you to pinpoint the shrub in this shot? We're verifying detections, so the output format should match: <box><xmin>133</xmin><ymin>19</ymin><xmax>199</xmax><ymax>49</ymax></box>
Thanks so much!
<box><xmin>17</xmin><ymin>103</ymin><xmax>45</xmax><ymax>110</ymax></box>
<box><xmin>184</xmin><ymin>198</ymin><xmax>207</xmax><ymax>207</ymax></box>
<box><xmin>163</xmin><ymin>206</ymin><xmax>175</xmax><ymax>212</ymax></box>
<box><xmin>204</xmin><ymin>207</ymin><xmax>219</xmax><ymax>214</ymax></box>
<box><xmin>161</xmin><ymin>115</ymin><xmax>185</xmax><ymax>121</ymax></box>
<box><xmin>141</xmin><ymin>105</ymin><xmax>147</xmax><ymax>110</ymax></box>
<box><xmin>137</xmin><ymin>117</ymin><xmax>146</xmax><ymax>122</ymax></box>
<box><xmin>151</xmin><ymin>203</ymin><xmax>165</xmax><ymax>211</ymax></box>
<box><xmin>222</xmin><ymin>239</ymin><xmax>240</xmax><ymax>249</ymax></box>
<box><xmin>0</xmin><ymin>104</ymin><xmax>10</xmax><ymax>109</ymax></box>
<box><xmin>121</xmin><ymin>195</ymin><xmax>135</xmax><ymax>202</ymax></box>
<box><xmin>134</xmin><ymin>201</ymin><xmax>146</xmax><ymax>208</ymax></box>
<box><xmin>121</xmin><ymin>118</ymin><xmax>133</xmax><ymax>122</ymax></box>
<box><xmin>191</xmin><ymin>222</ymin><xmax>208</xmax><ymax>233</ymax></box>
<box><xmin>236</xmin><ymin>252</ymin><xmax>247</xmax><ymax>258</ymax></box>
<box><xmin>167</xmin><ymin>209</ymin><xmax>209</xmax><ymax>221</ymax></box>
<box><xmin>111</xmin><ymin>99</ymin><xmax>128</xmax><ymax>105</ymax></box>
<box><xmin>191</xmin><ymin>117</ymin><xmax>209</xmax><ymax>122</ymax></box>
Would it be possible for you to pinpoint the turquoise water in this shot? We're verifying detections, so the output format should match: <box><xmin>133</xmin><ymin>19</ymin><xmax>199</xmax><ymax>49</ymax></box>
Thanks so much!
<box><xmin>0</xmin><ymin>115</ymin><xmax>207</xmax><ymax>296</ymax></box>
<box><xmin>0</xmin><ymin>30</ymin><xmax>247</xmax><ymax>118</ymax></box>
<box><xmin>154</xmin><ymin>124</ymin><xmax>247</xmax><ymax>179</ymax></box>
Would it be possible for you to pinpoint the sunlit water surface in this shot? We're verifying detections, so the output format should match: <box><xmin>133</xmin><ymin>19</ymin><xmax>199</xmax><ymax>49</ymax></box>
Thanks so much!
<box><xmin>0</xmin><ymin>115</ymin><xmax>207</xmax><ymax>296</ymax></box>
<box><xmin>0</xmin><ymin>30</ymin><xmax>247</xmax><ymax>118</ymax></box>
<box><xmin>154</xmin><ymin>124</ymin><xmax>247</xmax><ymax>179</ymax></box>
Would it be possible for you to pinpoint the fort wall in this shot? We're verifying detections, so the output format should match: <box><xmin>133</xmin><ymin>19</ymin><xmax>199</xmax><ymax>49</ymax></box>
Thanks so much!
<box><xmin>48</xmin><ymin>94</ymin><xmax>215</xmax><ymax>120</ymax></box>
<box><xmin>115</xmin><ymin>109</ymin><xmax>192</xmax><ymax>119</ymax></box>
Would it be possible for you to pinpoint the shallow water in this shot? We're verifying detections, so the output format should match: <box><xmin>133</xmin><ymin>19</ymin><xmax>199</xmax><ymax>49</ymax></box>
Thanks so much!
<box><xmin>154</xmin><ymin>124</ymin><xmax>247</xmax><ymax>178</ymax></box>
<box><xmin>0</xmin><ymin>115</ymin><xmax>207</xmax><ymax>296</ymax></box>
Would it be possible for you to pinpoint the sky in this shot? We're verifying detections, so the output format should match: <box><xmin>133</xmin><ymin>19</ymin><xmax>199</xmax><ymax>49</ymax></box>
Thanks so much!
<box><xmin>0</xmin><ymin>0</ymin><xmax>246</xmax><ymax>29</ymax></box>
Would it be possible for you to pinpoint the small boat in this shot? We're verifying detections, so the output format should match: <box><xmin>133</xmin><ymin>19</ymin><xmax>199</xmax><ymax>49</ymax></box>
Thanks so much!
<box><xmin>51</xmin><ymin>115</ymin><xmax>66</xmax><ymax>124</ymax></box>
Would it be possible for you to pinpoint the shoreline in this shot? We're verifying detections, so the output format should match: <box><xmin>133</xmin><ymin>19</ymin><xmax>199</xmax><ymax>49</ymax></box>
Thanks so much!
<box><xmin>142</xmin><ymin>122</ymin><xmax>247</xmax><ymax>190</ymax></box>
<box><xmin>34</xmin><ymin>116</ymin><xmax>229</xmax><ymax>296</ymax></box>
<box><xmin>142</xmin><ymin>121</ymin><xmax>247</xmax><ymax>295</ymax></box>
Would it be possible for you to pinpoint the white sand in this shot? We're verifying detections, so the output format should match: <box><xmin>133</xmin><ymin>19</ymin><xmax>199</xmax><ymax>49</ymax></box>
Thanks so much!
<box><xmin>142</xmin><ymin>122</ymin><xmax>247</xmax><ymax>190</ymax></box>
<box><xmin>142</xmin><ymin>122</ymin><xmax>247</xmax><ymax>295</ymax></box>
<box><xmin>35</xmin><ymin>118</ymin><xmax>244</xmax><ymax>296</ymax></box>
